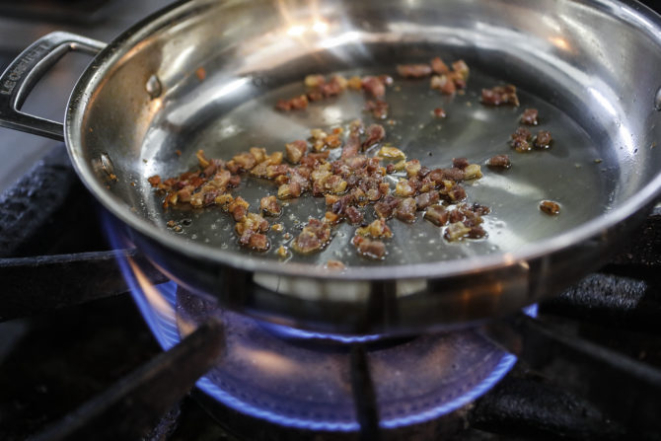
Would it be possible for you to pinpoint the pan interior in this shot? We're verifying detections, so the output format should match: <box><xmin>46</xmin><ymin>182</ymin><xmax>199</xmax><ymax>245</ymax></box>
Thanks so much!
<box><xmin>76</xmin><ymin>0</ymin><xmax>661</xmax><ymax>272</ymax></box>
<box><xmin>139</xmin><ymin>67</ymin><xmax>608</xmax><ymax>268</ymax></box>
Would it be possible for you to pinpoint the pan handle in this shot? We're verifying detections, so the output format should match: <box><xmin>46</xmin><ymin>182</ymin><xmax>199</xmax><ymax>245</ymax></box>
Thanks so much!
<box><xmin>0</xmin><ymin>31</ymin><xmax>105</xmax><ymax>142</ymax></box>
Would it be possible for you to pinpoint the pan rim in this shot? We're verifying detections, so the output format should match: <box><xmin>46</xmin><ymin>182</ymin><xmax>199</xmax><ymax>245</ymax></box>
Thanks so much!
<box><xmin>65</xmin><ymin>0</ymin><xmax>661</xmax><ymax>282</ymax></box>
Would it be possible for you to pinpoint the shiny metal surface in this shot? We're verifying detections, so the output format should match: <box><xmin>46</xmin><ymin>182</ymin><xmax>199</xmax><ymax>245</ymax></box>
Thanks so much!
<box><xmin>0</xmin><ymin>32</ymin><xmax>105</xmax><ymax>140</ymax></box>
<box><xmin>4</xmin><ymin>0</ymin><xmax>661</xmax><ymax>333</ymax></box>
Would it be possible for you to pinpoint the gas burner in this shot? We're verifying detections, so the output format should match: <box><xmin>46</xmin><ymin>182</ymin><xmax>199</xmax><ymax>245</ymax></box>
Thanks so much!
<box><xmin>121</xmin><ymin>239</ymin><xmax>537</xmax><ymax>437</ymax></box>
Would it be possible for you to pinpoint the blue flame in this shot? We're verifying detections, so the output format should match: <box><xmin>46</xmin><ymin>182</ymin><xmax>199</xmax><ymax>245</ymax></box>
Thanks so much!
<box><xmin>102</xmin><ymin>210</ymin><xmax>539</xmax><ymax>432</ymax></box>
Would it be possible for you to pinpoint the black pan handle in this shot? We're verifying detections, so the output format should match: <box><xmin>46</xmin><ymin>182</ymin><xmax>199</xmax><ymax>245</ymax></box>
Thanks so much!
<box><xmin>0</xmin><ymin>31</ymin><xmax>105</xmax><ymax>141</ymax></box>
<box><xmin>483</xmin><ymin>312</ymin><xmax>661</xmax><ymax>435</ymax></box>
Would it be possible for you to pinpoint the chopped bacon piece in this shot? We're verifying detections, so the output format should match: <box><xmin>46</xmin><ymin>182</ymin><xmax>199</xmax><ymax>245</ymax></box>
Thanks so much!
<box><xmin>235</xmin><ymin>212</ymin><xmax>269</xmax><ymax>236</ymax></box>
<box><xmin>415</xmin><ymin>191</ymin><xmax>440</xmax><ymax>210</ymax></box>
<box><xmin>361</xmin><ymin>76</ymin><xmax>386</xmax><ymax>99</ymax></box>
<box><xmin>511</xmin><ymin>127</ymin><xmax>533</xmax><ymax>153</ymax></box>
<box><xmin>471</xmin><ymin>203</ymin><xmax>491</xmax><ymax>216</ymax></box>
<box><xmin>481</xmin><ymin>85</ymin><xmax>519</xmax><ymax>107</ymax></box>
<box><xmin>487</xmin><ymin>154</ymin><xmax>511</xmax><ymax>169</ymax></box>
<box><xmin>260</xmin><ymin>195</ymin><xmax>282</xmax><ymax>217</ymax></box>
<box><xmin>304</xmin><ymin>74</ymin><xmax>325</xmax><ymax>88</ymax></box>
<box><xmin>452</xmin><ymin>158</ymin><xmax>469</xmax><ymax>170</ymax></box>
<box><xmin>467</xmin><ymin>225</ymin><xmax>487</xmax><ymax>239</ymax></box>
<box><xmin>442</xmin><ymin>168</ymin><xmax>465</xmax><ymax>182</ymax></box>
<box><xmin>238</xmin><ymin>230</ymin><xmax>270</xmax><ymax>251</ymax></box>
<box><xmin>395</xmin><ymin>197</ymin><xmax>417</xmax><ymax>222</ymax></box>
<box><xmin>521</xmin><ymin>108</ymin><xmax>539</xmax><ymax>125</ymax></box>
<box><xmin>430</xmin><ymin>75</ymin><xmax>456</xmax><ymax>95</ymax></box>
<box><xmin>433</xmin><ymin>108</ymin><xmax>447</xmax><ymax>118</ymax></box>
<box><xmin>345</xmin><ymin>206</ymin><xmax>364</xmax><ymax>225</ymax></box>
<box><xmin>405</xmin><ymin>160</ymin><xmax>421</xmax><ymax>178</ymax></box>
<box><xmin>540</xmin><ymin>200</ymin><xmax>561</xmax><ymax>215</ymax></box>
<box><xmin>431</xmin><ymin>57</ymin><xmax>450</xmax><ymax>75</ymax></box>
<box><xmin>285</xmin><ymin>140</ymin><xmax>307</xmax><ymax>164</ymax></box>
<box><xmin>397</xmin><ymin>64</ymin><xmax>432</xmax><ymax>78</ymax></box>
<box><xmin>148</xmin><ymin>175</ymin><xmax>161</xmax><ymax>187</ymax></box>
<box><xmin>445</xmin><ymin>221</ymin><xmax>471</xmax><ymax>241</ymax></box>
<box><xmin>534</xmin><ymin>130</ymin><xmax>553</xmax><ymax>149</ymax></box>
<box><xmin>292</xmin><ymin>219</ymin><xmax>331</xmax><ymax>254</ymax></box>
<box><xmin>424</xmin><ymin>205</ymin><xmax>450</xmax><ymax>226</ymax></box>
<box><xmin>447</xmin><ymin>185</ymin><xmax>467</xmax><ymax>202</ymax></box>
<box><xmin>362</xmin><ymin>124</ymin><xmax>386</xmax><ymax>149</ymax></box>
<box><xmin>357</xmin><ymin>219</ymin><xmax>392</xmax><ymax>239</ymax></box>
<box><xmin>228</xmin><ymin>197</ymin><xmax>250</xmax><ymax>221</ymax></box>
<box><xmin>451</xmin><ymin>60</ymin><xmax>470</xmax><ymax>81</ymax></box>
<box><xmin>341</xmin><ymin>133</ymin><xmax>361</xmax><ymax>159</ymax></box>
<box><xmin>278</xmin><ymin>181</ymin><xmax>302</xmax><ymax>199</ymax></box>
<box><xmin>374</xmin><ymin>195</ymin><xmax>401</xmax><ymax>219</ymax></box>
<box><xmin>352</xmin><ymin>235</ymin><xmax>387</xmax><ymax>260</ymax></box>
<box><xmin>276</xmin><ymin>94</ymin><xmax>309</xmax><ymax>111</ymax></box>
<box><xmin>365</xmin><ymin>100</ymin><xmax>389</xmax><ymax>119</ymax></box>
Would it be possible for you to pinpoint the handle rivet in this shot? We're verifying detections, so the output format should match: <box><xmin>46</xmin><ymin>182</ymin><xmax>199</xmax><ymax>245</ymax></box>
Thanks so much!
<box><xmin>146</xmin><ymin>74</ymin><xmax>162</xmax><ymax>99</ymax></box>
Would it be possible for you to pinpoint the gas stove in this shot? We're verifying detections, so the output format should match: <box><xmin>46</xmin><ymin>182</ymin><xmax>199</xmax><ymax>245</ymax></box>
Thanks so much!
<box><xmin>1</xmin><ymin>1</ymin><xmax>661</xmax><ymax>441</ymax></box>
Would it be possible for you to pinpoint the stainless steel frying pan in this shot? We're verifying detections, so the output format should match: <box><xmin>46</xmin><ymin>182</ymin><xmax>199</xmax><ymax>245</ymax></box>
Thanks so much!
<box><xmin>1</xmin><ymin>0</ymin><xmax>660</xmax><ymax>335</ymax></box>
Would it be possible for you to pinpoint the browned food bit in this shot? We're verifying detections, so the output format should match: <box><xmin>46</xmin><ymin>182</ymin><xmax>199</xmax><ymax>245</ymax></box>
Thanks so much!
<box><xmin>481</xmin><ymin>85</ymin><xmax>519</xmax><ymax>107</ymax></box>
<box><xmin>292</xmin><ymin>218</ymin><xmax>332</xmax><ymax>254</ymax></box>
<box><xmin>148</xmin><ymin>175</ymin><xmax>161</xmax><ymax>187</ymax></box>
<box><xmin>433</xmin><ymin>108</ymin><xmax>447</xmax><ymax>118</ymax></box>
<box><xmin>276</xmin><ymin>94</ymin><xmax>309</xmax><ymax>111</ymax></box>
<box><xmin>511</xmin><ymin>127</ymin><xmax>533</xmax><ymax>153</ymax></box>
<box><xmin>521</xmin><ymin>108</ymin><xmax>539</xmax><ymax>125</ymax></box>
<box><xmin>395</xmin><ymin>179</ymin><xmax>416</xmax><ymax>197</ymax></box>
<box><xmin>361</xmin><ymin>76</ymin><xmax>386</xmax><ymax>99</ymax></box>
<box><xmin>442</xmin><ymin>167</ymin><xmax>465</xmax><ymax>182</ymax></box>
<box><xmin>470</xmin><ymin>203</ymin><xmax>491</xmax><ymax>216</ymax></box>
<box><xmin>467</xmin><ymin>225</ymin><xmax>487</xmax><ymax>239</ymax></box>
<box><xmin>397</xmin><ymin>64</ymin><xmax>433</xmax><ymax>78</ymax></box>
<box><xmin>487</xmin><ymin>154</ymin><xmax>511</xmax><ymax>169</ymax></box>
<box><xmin>362</xmin><ymin>124</ymin><xmax>386</xmax><ymax>149</ymax></box>
<box><xmin>235</xmin><ymin>212</ymin><xmax>269</xmax><ymax>236</ymax></box>
<box><xmin>347</xmin><ymin>76</ymin><xmax>362</xmax><ymax>90</ymax></box>
<box><xmin>228</xmin><ymin>197</ymin><xmax>249</xmax><ymax>221</ymax></box>
<box><xmin>464</xmin><ymin>164</ymin><xmax>483</xmax><ymax>180</ymax></box>
<box><xmin>341</xmin><ymin>133</ymin><xmax>361</xmax><ymax>159</ymax></box>
<box><xmin>239</xmin><ymin>231</ymin><xmax>270</xmax><ymax>252</ymax></box>
<box><xmin>365</xmin><ymin>100</ymin><xmax>389</xmax><ymax>119</ymax></box>
<box><xmin>415</xmin><ymin>191</ymin><xmax>440</xmax><ymax>210</ymax></box>
<box><xmin>260</xmin><ymin>195</ymin><xmax>282</xmax><ymax>217</ymax></box>
<box><xmin>345</xmin><ymin>206</ymin><xmax>365</xmax><ymax>225</ymax></box>
<box><xmin>430</xmin><ymin>75</ymin><xmax>456</xmax><ymax>95</ymax></box>
<box><xmin>285</xmin><ymin>140</ymin><xmax>307</xmax><ymax>164</ymax></box>
<box><xmin>534</xmin><ymin>130</ymin><xmax>553</xmax><ymax>149</ymax></box>
<box><xmin>424</xmin><ymin>204</ymin><xmax>450</xmax><ymax>226</ymax></box>
<box><xmin>324</xmin><ymin>211</ymin><xmax>341</xmax><ymax>224</ymax></box>
<box><xmin>404</xmin><ymin>160</ymin><xmax>421</xmax><ymax>178</ymax></box>
<box><xmin>540</xmin><ymin>200</ymin><xmax>561</xmax><ymax>215</ymax></box>
<box><xmin>278</xmin><ymin>180</ymin><xmax>303</xmax><ymax>200</ymax></box>
<box><xmin>451</xmin><ymin>60</ymin><xmax>470</xmax><ymax>81</ymax></box>
<box><xmin>374</xmin><ymin>195</ymin><xmax>401</xmax><ymax>219</ymax></box>
<box><xmin>444</xmin><ymin>221</ymin><xmax>472</xmax><ymax>241</ymax></box>
<box><xmin>196</xmin><ymin>67</ymin><xmax>206</xmax><ymax>81</ymax></box>
<box><xmin>452</xmin><ymin>157</ymin><xmax>469</xmax><ymax>170</ymax></box>
<box><xmin>276</xmin><ymin>245</ymin><xmax>288</xmax><ymax>258</ymax></box>
<box><xmin>352</xmin><ymin>235</ymin><xmax>387</xmax><ymax>260</ymax></box>
<box><xmin>357</xmin><ymin>219</ymin><xmax>393</xmax><ymax>239</ymax></box>
<box><xmin>431</xmin><ymin>56</ymin><xmax>450</xmax><ymax>75</ymax></box>
<box><xmin>395</xmin><ymin>197</ymin><xmax>417</xmax><ymax>222</ymax></box>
